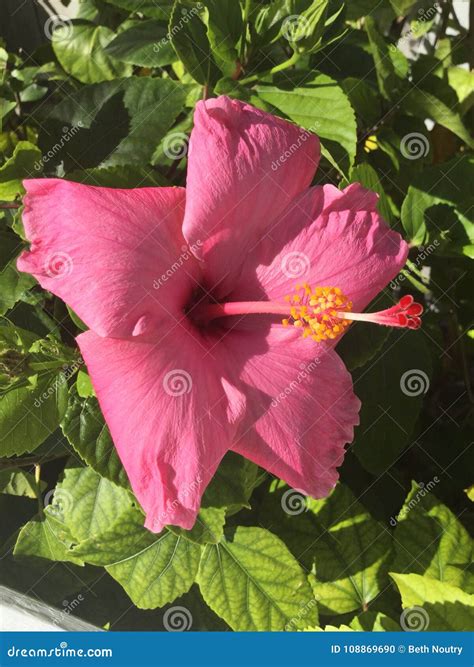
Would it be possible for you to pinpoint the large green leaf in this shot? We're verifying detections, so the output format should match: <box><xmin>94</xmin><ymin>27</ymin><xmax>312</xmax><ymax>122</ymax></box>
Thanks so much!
<box><xmin>52</xmin><ymin>21</ymin><xmax>132</xmax><ymax>84</ymax></box>
<box><xmin>391</xmin><ymin>483</ymin><xmax>474</xmax><ymax>592</ymax></box>
<box><xmin>257</xmin><ymin>72</ymin><xmax>357</xmax><ymax>175</ymax></box>
<box><xmin>105</xmin><ymin>20</ymin><xmax>177</xmax><ymax>67</ymax></box>
<box><xmin>0</xmin><ymin>469</ymin><xmax>43</xmax><ymax>498</ymax></box>
<box><xmin>57</xmin><ymin>464</ymin><xmax>133</xmax><ymax>542</ymax></box>
<box><xmin>197</xmin><ymin>526</ymin><xmax>318</xmax><ymax>631</ymax></box>
<box><xmin>390</xmin><ymin>573</ymin><xmax>474</xmax><ymax>631</ymax></box>
<box><xmin>204</xmin><ymin>0</ymin><xmax>242</xmax><ymax>66</ymax></box>
<box><xmin>0</xmin><ymin>372</ymin><xmax>68</xmax><ymax>457</ymax></box>
<box><xmin>308</xmin><ymin>484</ymin><xmax>392</xmax><ymax>614</ymax></box>
<box><xmin>0</xmin><ymin>141</ymin><xmax>41</xmax><ymax>201</ymax></box>
<box><xmin>169</xmin><ymin>507</ymin><xmax>226</xmax><ymax>545</ymax></box>
<box><xmin>61</xmin><ymin>388</ymin><xmax>129</xmax><ymax>489</ymax></box>
<box><xmin>351</xmin><ymin>330</ymin><xmax>432</xmax><ymax>475</ymax></box>
<box><xmin>169</xmin><ymin>1</ymin><xmax>220</xmax><ymax>85</ymax></box>
<box><xmin>0</xmin><ymin>257</ymin><xmax>35</xmax><ymax>315</ymax></box>
<box><xmin>365</xmin><ymin>16</ymin><xmax>406</xmax><ymax>100</ymax></box>
<box><xmin>73</xmin><ymin>504</ymin><xmax>201</xmax><ymax>609</ymax></box>
<box><xmin>46</xmin><ymin>77</ymin><xmax>186</xmax><ymax>168</ymax></box>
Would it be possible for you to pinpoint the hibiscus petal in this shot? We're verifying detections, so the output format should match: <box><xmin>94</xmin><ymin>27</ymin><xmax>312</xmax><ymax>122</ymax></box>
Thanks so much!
<box><xmin>183</xmin><ymin>96</ymin><xmax>320</xmax><ymax>294</ymax></box>
<box><xmin>227</xmin><ymin>326</ymin><xmax>360</xmax><ymax>497</ymax></box>
<box><xmin>77</xmin><ymin>327</ymin><xmax>245</xmax><ymax>532</ymax></box>
<box><xmin>18</xmin><ymin>179</ymin><xmax>197</xmax><ymax>338</ymax></box>
<box><xmin>229</xmin><ymin>183</ymin><xmax>408</xmax><ymax>313</ymax></box>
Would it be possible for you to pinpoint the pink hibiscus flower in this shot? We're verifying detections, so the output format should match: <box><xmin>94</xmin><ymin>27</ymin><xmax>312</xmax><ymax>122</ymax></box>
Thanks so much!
<box><xmin>17</xmin><ymin>96</ymin><xmax>421</xmax><ymax>533</ymax></box>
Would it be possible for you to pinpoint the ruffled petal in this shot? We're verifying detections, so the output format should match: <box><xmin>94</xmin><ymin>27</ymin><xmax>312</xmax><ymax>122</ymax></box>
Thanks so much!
<box><xmin>77</xmin><ymin>327</ymin><xmax>244</xmax><ymax>532</ymax></box>
<box><xmin>183</xmin><ymin>96</ymin><xmax>320</xmax><ymax>294</ymax></box>
<box><xmin>226</xmin><ymin>326</ymin><xmax>360</xmax><ymax>496</ymax></box>
<box><xmin>18</xmin><ymin>179</ymin><xmax>197</xmax><ymax>338</ymax></box>
<box><xmin>229</xmin><ymin>183</ymin><xmax>408</xmax><ymax>314</ymax></box>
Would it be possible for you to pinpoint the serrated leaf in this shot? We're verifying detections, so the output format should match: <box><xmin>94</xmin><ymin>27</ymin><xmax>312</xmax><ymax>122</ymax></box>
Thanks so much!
<box><xmin>61</xmin><ymin>388</ymin><xmax>129</xmax><ymax>489</ymax></box>
<box><xmin>0</xmin><ymin>371</ymin><xmax>68</xmax><ymax>457</ymax></box>
<box><xmin>0</xmin><ymin>141</ymin><xmax>41</xmax><ymax>201</ymax></box>
<box><xmin>197</xmin><ymin>526</ymin><xmax>318</xmax><ymax>631</ymax></box>
<box><xmin>350</xmin><ymin>611</ymin><xmax>400</xmax><ymax>631</ymax></box>
<box><xmin>105</xmin><ymin>20</ymin><xmax>177</xmax><ymax>67</ymax></box>
<box><xmin>52</xmin><ymin>21</ymin><xmax>132</xmax><ymax>84</ymax></box>
<box><xmin>257</xmin><ymin>72</ymin><xmax>357</xmax><ymax>175</ymax></box>
<box><xmin>390</xmin><ymin>573</ymin><xmax>474</xmax><ymax>631</ymax></box>
<box><xmin>391</xmin><ymin>482</ymin><xmax>474</xmax><ymax>592</ymax></box>
<box><xmin>308</xmin><ymin>484</ymin><xmax>392</xmax><ymax>614</ymax></box>
<box><xmin>57</xmin><ymin>464</ymin><xmax>133</xmax><ymax>542</ymax></box>
<box><xmin>73</xmin><ymin>504</ymin><xmax>201</xmax><ymax>609</ymax></box>
<box><xmin>46</xmin><ymin>77</ymin><xmax>186</xmax><ymax>168</ymax></box>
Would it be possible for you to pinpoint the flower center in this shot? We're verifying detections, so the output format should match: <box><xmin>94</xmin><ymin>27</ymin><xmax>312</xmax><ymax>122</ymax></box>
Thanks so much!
<box><xmin>196</xmin><ymin>284</ymin><xmax>423</xmax><ymax>343</ymax></box>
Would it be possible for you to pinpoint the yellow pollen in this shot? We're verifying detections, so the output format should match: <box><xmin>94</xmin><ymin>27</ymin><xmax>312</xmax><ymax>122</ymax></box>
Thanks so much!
<box><xmin>282</xmin><ymin>285</ymin><xmax>353</xmax><ymax>343</ymax></box>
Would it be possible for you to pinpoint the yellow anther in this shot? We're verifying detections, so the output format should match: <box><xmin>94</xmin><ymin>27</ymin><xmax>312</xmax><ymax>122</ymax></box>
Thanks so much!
<box><xmin>281</xmin><ymin>284</ymin><xmax>353</xmax><ymax>344</ymax></box>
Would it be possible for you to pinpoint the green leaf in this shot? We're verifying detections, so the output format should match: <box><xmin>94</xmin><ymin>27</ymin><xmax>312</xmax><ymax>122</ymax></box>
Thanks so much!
<box><xmin>0</xmin><ymin>141</ymin><xmax>41</xmax><ymax>201</ymax></box>
<box><xmin>365</xmin><ymin>16</ymin><xmax>405</xmax><ymax>100</ymax></box>
<box><xmin>197</xmin><ymin>526</ymin><xmax>318</xmax><ymax>631</ymax></box>
<box><xmin>0</xmin><ymin>371</ymin><xmax>68</xmax><ymax>457</ymax></box>
<box><xmin>14</xmin><ymin>508</ymin><xmax>84</xmax><ymax>565</ymax></box>
<box><xmin>390</xmin><ymin>573</ymin><xmax>474</xmax><ymax>631</ymax></box>
<box><xmin>76</xmin><ymin>370</ymin><xmax>95</xmax><ymax>398</ymax></box>
<box><xmin>308</xmin><ymin>484</ymin><xmax>392</xmax><ymax>614</ymax></box>
<box><xmin>347</xmin><ymin>162</ymin><xmax>395</xmax><ymax>224</ymax></box>
<box><xmin>0</xmin><ymin>469</ymin><xmax>43</xmax><ymax>498</ymax></box>
<box><xmin>66</xmin><ymin>165</ymin><xmax>168</xmax><ymax>188</ymax></box>
<box><xmin>391</xmin><ymin>483</ymin><xmax>474</xmax><ymax>592</ymax></box>
<box><xmin>403</xmin><ymin>88</ymin><xmax>474</xmax><ymax>148</ymax></box>
<box><xmin>203</xmin><ymin>451</ymin><xmax>260</xmax><ymax>514</ymax></box>
<box><xmin>52</xmin><ymin>21</ymin><xmax>132</xmax><ymax>84</ymax></box>
<box><xmin>0</xmin><ymin>256</ymin><xmax>35</xmax><ymax>315</ymax></box>
<box><xmin>401</xmin><ymin>154</ymin><xmax>474</xmax><ymax>248</ymax></box>
<box><xmin>286</xmin><ymin>0</ymin><xmax>328</xmax><ymax>55</ymax></box>
<box><xmin>204</xmin><ymin>0</ymin><xmax>243</xmax><ymax>65</ymax></box>
<box><xmin>105</xmin><ymin>20</ymin><xmax>177</xmax><ymax>67</ymax></box>
<box><xmin>352</xmin><ymin>330</ymin><xmax>432</xmax><ymax>475</ymax></box>
<box><xmin>257</xmin><ymin>72</ymin><xmax>357</xmax><ymax>175</ymax></box>
<box><xmin>47</xmin><ymin>77</ymin><xmax>187</xmax><ymax>168</ymax></box>
<box><xmin>57</xmin><ymin>464</ymin><xmax>133</xmax><ymax>542</ymax></box>
<box><xmin>350</xmin><ymin>611</ymin><xmax>400</xmax><ymax>631</ymax></box>
<box><xmin>102</xmin><ymin>0</ymin><xmax>174</xmax><ymax>20</ymax></box>
<box><xmin>73</xmin><ymin>504</ymin><xmax>202</xmax><ymax>609</ymax></box>
<box><xmin>61</xmin><ymin>388</ymin><xmax>129</xmax><ymax>488</ymax></box>
<box><xmin>169</xmin><ymin>1</ymin><xmax>220</xmax><ymax>85</ymax></box>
